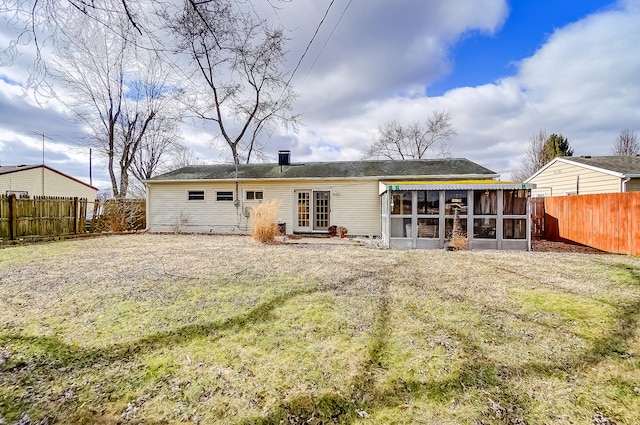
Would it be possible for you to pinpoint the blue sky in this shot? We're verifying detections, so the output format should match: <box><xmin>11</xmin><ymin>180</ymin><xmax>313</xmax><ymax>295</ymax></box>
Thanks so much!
<box><xmin>429</xmin><ymin>0</ymin><xmax>616</xmax><ymax>95</ymax></box>
<box><xmin>1</xmin><ymin>0</ymin><xmax>640</xmax><ymax>194</ymax></box>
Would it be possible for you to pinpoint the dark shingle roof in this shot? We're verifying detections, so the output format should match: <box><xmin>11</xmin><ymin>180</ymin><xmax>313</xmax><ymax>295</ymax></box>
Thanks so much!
<box><xmin>150</xmin><ymin>158</ymin><xmax>498</xmax><ymax>181</ymax></box>
<box><xmin>0</xmin><ymin>164</ymin><xmax>41</xmax><ymax>175</ymax></box>
<box><xmin>563</xmin><ymin>156</ymin><xmax>640</xmax><ymax>175</ymax></box>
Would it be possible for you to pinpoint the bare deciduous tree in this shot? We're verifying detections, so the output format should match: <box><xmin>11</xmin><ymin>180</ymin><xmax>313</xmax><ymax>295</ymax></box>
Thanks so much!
<box><xmin>361</xmin><ymin>110</ymin><xmax>456</xmax><ymax>160</ymax></box>
<box><xmin>166</xmin><ymin>0</ymin><xmax>298</xmax><ymax>165</ymax></box>
<box><xmin>511</xmin><ymin>130</ymin><xmax>548</xmax><ymax>182</ymax></box>
<box><xmin>512</xmin><ymin>130</ymin><xmax>574</xmax><ymax>182</ymax></box>
<box><xmin>131</xmin><ymin>117</ymin><xmax>184</xmax><ymax>183</ymax></box>
<box><xmin>170</xmin><ymin>144</ymin><xmax>205</xmax><ymax>169</ymax></box>
<box><xmin>0</xmin><ymin>0</ymin><xmax>149</xmax><ymax>98</ymax></box>
<box><xmin>611</xmin><ymin>129</ymin><xmax>639</xmax><ymax>156</ymax></box>
<box><xmin>52</xmin><ymin>12</ymin><xmax>179</xmax><ymax>197</ymax></box>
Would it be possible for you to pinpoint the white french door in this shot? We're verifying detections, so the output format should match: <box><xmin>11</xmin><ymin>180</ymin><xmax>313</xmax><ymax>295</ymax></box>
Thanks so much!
<box><xmin>295</xmin><ymin>190</ymin><xmax>330</xmax><ymax>232</ymax></box>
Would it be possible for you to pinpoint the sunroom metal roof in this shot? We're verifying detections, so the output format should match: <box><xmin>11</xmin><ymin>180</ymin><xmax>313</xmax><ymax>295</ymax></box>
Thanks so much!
<box><xmin>380</xmin><ymin>180</ymin><xmax>536</xmax><ymax>194</ymax></box>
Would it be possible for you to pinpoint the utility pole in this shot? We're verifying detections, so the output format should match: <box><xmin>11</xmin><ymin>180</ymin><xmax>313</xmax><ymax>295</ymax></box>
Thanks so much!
<box><xmin>28</xmin><ymin>131</ymin><xmax>55</xmax><ymax>197</ymax></box>
<box><xmin>41</xmin><ymin>133</ymin><xmax>45</xmax><ymax>196</ymax></box>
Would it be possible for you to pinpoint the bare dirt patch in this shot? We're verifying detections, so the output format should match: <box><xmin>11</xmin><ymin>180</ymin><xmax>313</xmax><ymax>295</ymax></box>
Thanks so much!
<box><xmin>533</xmin><ymin>239</ymin><xmax>609</xmax><ymax>254</ymax></box>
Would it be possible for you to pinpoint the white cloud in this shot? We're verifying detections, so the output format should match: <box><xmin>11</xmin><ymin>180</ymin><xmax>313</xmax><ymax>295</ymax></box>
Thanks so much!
<box><xmin>280</xmin><ymin>0</ymin><xmax>640</xmax><ymax>178</ymax></box>
<box><xmin>2</xmin><ymin>0</ymin><xmax>639</xmax><ymax>186</ymax></box>
<box><xmin>283</xmin><ymin>0</ymin><xmax>508</xmax><ymax>120</ymax></box>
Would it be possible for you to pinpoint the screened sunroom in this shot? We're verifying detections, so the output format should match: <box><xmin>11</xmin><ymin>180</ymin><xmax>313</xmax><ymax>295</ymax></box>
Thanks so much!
<box><xmin>380</xmin><ymin>182</ymin><xmax>536</xmax><ymax>250</ymax></box>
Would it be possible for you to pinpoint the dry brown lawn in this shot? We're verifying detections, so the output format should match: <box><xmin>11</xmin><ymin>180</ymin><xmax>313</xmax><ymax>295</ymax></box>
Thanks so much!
<box><xmin>1</xmin><ymin>234</ymin><xmax>639</xmax><ymax>424</ymax></box>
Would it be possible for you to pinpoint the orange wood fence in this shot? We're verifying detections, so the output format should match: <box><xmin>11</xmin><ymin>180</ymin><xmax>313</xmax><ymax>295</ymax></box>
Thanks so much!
<box><xmin>544</xmin><ymin>192</ymin><xmax>640</xmax><ymax>256</ymax></box>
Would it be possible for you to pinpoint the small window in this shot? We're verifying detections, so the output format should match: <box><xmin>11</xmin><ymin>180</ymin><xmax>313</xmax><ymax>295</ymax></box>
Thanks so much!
<box><xmin>245</xmin><ymin>190</ymin><xmax>264</xmax><ymax>201</ymax></box>
<box><xmin>216</xmin><ymin>191</ymin><xmax>234</xmax><ymax>201</ymax></box>
<box><xmin>504</xmin><ymin>219</ymin><xmax>527</xmax><ymax>239</ymax></box>
<box><xmin>474</xmin><ymin>190</ymin><xmax>497</xmax><ymax>215</ymax></box>
<box><xmin>188</xmin><ymin>190</ymin><xmax>205</xmax><ymax>201</ymax></box>
<box><xmin>6</xmin><ymin>190</ymin><xmax>29</xmax><ymax>198</ymax></box>
<box><xmin>417</xmin><ymin>191</ymin><xmax>439</xmax><ymax>214</ymax></box>
<box><xmin>391</xmin><ymin>191</ymin><xmax>412</xmax><ymax>215</ymax></box>
<box><xmin>473</xmin><ymin>218</ymin><xmax>497</xmax><ymax>239</ymax></box>
<box><xmin>445</xmin><ymin>190</ymin><xmax>468</xmax><ymax>215</ymax></box>
<box><xmin>503</xmin><ymin>190</ymin><xmax>527</xmax><ymax>215</ymax></box>
<box><xmin>418</xmin><ymin>218</ymin><xmax>439</xmax><ymax>238</ymax></box>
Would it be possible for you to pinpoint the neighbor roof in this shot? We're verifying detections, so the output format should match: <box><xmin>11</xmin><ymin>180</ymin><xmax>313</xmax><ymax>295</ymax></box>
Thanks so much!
<box><xmin>525</xmin><ymin>155</ymin><xmax>640</xmax><ymax>182</ymax></box>
<box><xmin>561</xmin><ymin>155</ymin><xmax>640</xmax><ymax>175</ymax></box>
<box><xmin>149</xmin><ymin>158</ymin><xmax>498</xmax><ymax>182</ymax></box>
<box><xmin>0</xmin><ymin>164</ymin><xmax>42</xmax><ymax>175</ymax></box>
<box><xmin>0</xmin><ymin>164</ymin><xmax>98</xmax><ymax>190</ymax></box>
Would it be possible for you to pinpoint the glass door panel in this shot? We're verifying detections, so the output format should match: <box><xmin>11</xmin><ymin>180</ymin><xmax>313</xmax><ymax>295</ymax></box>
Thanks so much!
<box><xmin>313</xmin><ymin>191</ymin><xmax>330</xmax><ymax>231</ymax></box>
<box><xmin>296</xmin><ymin>191</ymin><xmax>310</xmax><ymax>231</ymax></box>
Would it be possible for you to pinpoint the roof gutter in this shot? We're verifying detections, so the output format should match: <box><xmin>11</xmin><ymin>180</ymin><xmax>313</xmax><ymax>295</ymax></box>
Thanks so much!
<box><xmin>622</xmin><ymin>174</ymin><xmax>640</xmax><ymax>192</ymax></box>
<box><xmin>144</xmin><ymin>173</ymin><xmax>501</xmax><ymax>184</ymax></box>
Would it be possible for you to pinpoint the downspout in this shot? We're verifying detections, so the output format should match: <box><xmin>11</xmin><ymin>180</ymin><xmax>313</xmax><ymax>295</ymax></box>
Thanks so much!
<box><xmin>527</xmin><ymin>192</ymin><xmax>532</xmax><ymax>252</ymax></box>
<box><xmin>622</xmin><ymin>176</ymin><xmax>630</xmax><ymax>192</ymax></box>
<box><xmin>145</xmin><ymin>182</ymin><xmax>150</xmax><ymax>231</ymax></box>
<box><xmin>234</xmin><ymin>162</ymin><xmax>241</xmax><ymax>226</ymax></box>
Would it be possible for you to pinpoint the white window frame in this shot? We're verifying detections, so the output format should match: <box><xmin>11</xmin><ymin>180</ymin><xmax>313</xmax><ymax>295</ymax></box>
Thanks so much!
<box><xmin>216</xmin><ymin>191</ymin><xmax>234</xmax><ymax>201</ymax></box>
<box><xmin>187</xmin><ymin>190</ymin><xmax>205</xmax><ymax>201</ymax></box>
<box><xmin>245</xmin><ymin>190</ymin><xmax>264</xmax><ymax>201</ymax></box>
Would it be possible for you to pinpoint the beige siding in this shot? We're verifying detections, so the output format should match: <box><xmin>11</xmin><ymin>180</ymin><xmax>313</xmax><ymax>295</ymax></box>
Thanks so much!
<box><xmin>626</xmin><ymin>178</ymin><xmax>640</xmax><ymax>192</ymax></box>
<box><xmin>529</xmin><ymin>161</ymin><xmax>621</xmax><ymax>196</ymax></box>
<box><xmin>147</xmin><ymin>179</ymin><xmax>381</xmax><ymax>236</ymax></box>
<box><xmin>0</xmin><ymin>167</ymin><xmax>96</xmax><ymax>202</ymax></box>
<box><xmin>0</xmin><ymin>168</ymin><xmax>42</xmax><ymax>195</ymax></box>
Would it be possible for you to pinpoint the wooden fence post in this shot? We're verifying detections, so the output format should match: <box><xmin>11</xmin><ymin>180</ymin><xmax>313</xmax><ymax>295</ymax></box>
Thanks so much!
<box><xmin>73</xmin><ymin>197</ymin><xmax>79</xmax><ymax>234</ymax></box>
<box><xmin>8</xmin><ymin>194</ymin><xmax>17</xmax><ymax>240</ymax></box>
<box><xmin>90</xmin><ymin>200</ymin><xmax>100</xmax><ymax>232</ymax></box>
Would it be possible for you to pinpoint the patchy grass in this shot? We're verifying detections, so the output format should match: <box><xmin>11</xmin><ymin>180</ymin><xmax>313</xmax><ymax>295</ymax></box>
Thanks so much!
<box><xmin>1</xmin><ymin>235</ymin><xmax>639</xmax><ymax>424</ymax></box>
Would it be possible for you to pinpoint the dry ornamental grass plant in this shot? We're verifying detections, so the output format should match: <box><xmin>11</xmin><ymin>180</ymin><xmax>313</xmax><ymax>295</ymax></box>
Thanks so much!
<box><xmin>447</xmin><ymin>208</ymin><xmax>468</xmax><ymax>250</ymax></box>
<box><xmin>448</xmin><ymin>233</ymin><xmax>469</xmax><ymax>250</ymax></box>
<box><xmin>250</xmin><ymin>199</ymin><xmax>281</xmax><ymax>243</ymax></box>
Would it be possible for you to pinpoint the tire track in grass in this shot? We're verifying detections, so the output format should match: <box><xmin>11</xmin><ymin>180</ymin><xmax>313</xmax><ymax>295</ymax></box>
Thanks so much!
<box><xmin>0</xmin><ymin>285</ymin><xmax>324</xmax><ymax>424</ymax></box>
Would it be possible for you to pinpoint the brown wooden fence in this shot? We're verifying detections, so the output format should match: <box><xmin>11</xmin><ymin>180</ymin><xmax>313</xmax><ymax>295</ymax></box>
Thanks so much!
<box><xmin>0</xmin><ymin>194</ymin><xmax>88</xmax><ymax>241</ymax></box>
<box><xmin>544</xmin><ymin>192</ymin><xmax>640</xmax><ymax>256</ymax></box>
<box><xmin>530</xmin><ymin>197</ymin><xmax>545</xmax><ymax>239</ymax></box>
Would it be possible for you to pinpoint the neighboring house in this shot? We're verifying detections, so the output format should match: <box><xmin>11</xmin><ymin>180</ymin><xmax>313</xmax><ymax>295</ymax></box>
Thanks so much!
<box><xmin>146</xmin><ymin>155</ymin><xmax>535</xmax><ymax>250</ymax></box>
<box><xmin>0</xmin><ymin>164</ymin><xmax>98</xmax><ymax>203</ymax></box>
<box><xmin>526</xmin><ymin>156</ymin><xmax>640</xmax><ymax>197</ymax></box>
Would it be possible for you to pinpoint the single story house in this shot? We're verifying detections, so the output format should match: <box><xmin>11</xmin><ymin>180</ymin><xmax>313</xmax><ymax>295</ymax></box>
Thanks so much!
<box><xmin>0</xmin><ymin>164</ymin><xmax>98</xmax><ymax>202</ymax></box>
<box><xmin>525</xmin><ymin>155</ymin><xmax>640</xmax><ymax>197</ymax></box>
<box><xmin>146</xmin><ymin>155</ymin><xmax>535</xmax><ymax>250</ymax></box>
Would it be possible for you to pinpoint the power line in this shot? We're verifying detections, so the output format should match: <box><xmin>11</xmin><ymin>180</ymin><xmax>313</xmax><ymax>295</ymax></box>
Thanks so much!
<box><xmin>303</xmin><ymin>0</ymin><xmax>353</xmax><ymax>82</ymax></box>
<box><xmin>285</xmin><ymin>0</ymin><xmax>338</xmax><ymax>88</ymax></box>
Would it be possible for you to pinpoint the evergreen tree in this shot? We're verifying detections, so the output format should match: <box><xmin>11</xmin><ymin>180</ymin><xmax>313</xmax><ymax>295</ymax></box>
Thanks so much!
<box><xmin>542</xmin><ymin>134</ymin><xmax>573</xmax><ymax>163</ymax></box>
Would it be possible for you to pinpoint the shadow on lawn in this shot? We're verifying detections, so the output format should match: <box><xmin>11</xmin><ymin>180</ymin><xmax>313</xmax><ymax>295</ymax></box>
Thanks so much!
<box><xmin>238</xmin><ymin>267</ymin><xmax>529</xmax><ymax>425</ymax></box>
<box><xmin>239</xmin><ymin>263</ymin><xmax>640</xmax><ymax>425</ymax></box>
<box><xmin>237</xmin><ymin>269</ymin><xmax>392</xmax><ymax>424</ymax></box>
<box><xmin>2</xmin><ymin>264</ymin><xmax>639</xmax><ymax>424</ymax></box>
<box><xmin>0</xmin><ymin>284</ymin><xmax>323</xmax><ymax>422</ymax></box>
<box><xmin>579</xmin><ymin>263</ymin><xmax>640</xmax><ymax>363</ymax></box>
